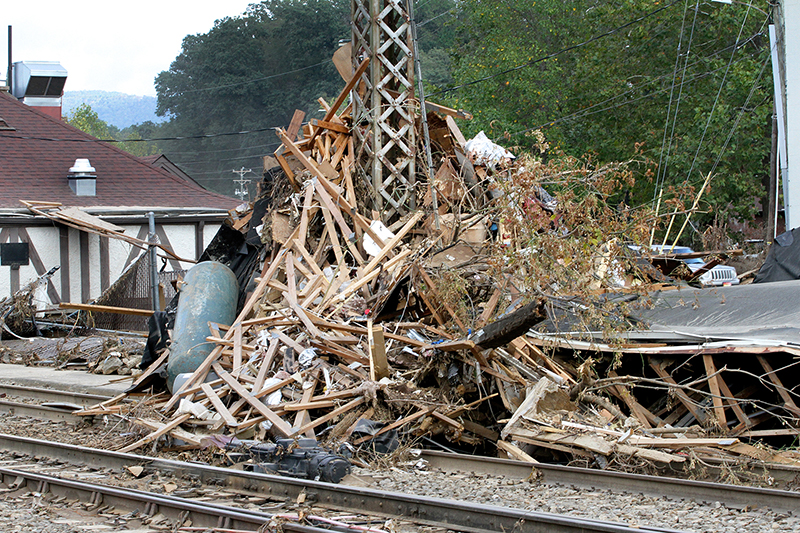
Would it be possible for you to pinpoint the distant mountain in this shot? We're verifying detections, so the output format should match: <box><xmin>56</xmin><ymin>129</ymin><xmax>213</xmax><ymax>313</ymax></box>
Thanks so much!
<box><xmin>63</xmin><ymin>90</ymin><xmax>169</xmax><ymax>129</ymax></box>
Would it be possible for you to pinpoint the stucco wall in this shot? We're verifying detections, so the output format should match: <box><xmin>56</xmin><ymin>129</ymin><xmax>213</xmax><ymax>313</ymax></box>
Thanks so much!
<box><xmin>0</xmin><ymin>220</ymin><xmax>222</xmax><ymax>303</ymax></box>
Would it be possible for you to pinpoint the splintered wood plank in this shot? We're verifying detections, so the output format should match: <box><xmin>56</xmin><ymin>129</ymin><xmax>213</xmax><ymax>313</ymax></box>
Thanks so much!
<box><xmin>253</xmin><ymin>337</ymin><xmax>280</xmax><ymax>393</ymax></box>
<box><xmin>445</xmin><ymin>393</ymin><xmax>499</xmax><ymax>418</ymax></box>
<box><xmin>430</xmin><ymin>410</ymin><xmax>464</xmax><ymax>432</ymax></box>
<box><xmin>703</xmin><ymin>354</ymin><xmax>727</xmax><ymax>429</ymax></box>
<box><xmin>715</xmin><ymin>372</ymin><xmax>751</xmax><ymax>430</ymax></box>
<box><xmin>649</xmin><ymin>359</ymin><xmax>706</xmax><ymax>423</ymax></box>
<box><xmin>119</xmin><ymin>413</ymin><xmax>192</xmax><ymax>453</ymax></box>
<box><xmin>288</xmin><ymin>396</ymin><xmax>365</xmax><ymax>438</ymax></box>
<box><xmin>213</xmin><ymin>363</ymin><xmax>292</xmax><ymax>436</ymax></box>
<box><xmin>285</xmin><ymin>251</ymin><xmax>298</xmax><ymax>305</ymax></box>
<box><xmin>497</xmin><ymin>440</ymin><xmax>539</xmax><ymax>463</ymax></box>
<box><xmin>129</xmin><ymin>350</ymin><xmax>170</xmax><ymax>389</ymax></box>
<box><xmin>273</xmin><ymin>329</ymin><xmax>306</xmax><ymax>354</ymax></box>
<box><xmin>351</xmin><ymin>406</ymin><xmax>435</xmax><ymax>445</ymax></box>
<box><xmin>283</xmin><ymin>291</ymin><xmax>322</xmax><ymax>339</ymax></box>
<box><xmin>59</xmin><ymin>302</ymin><xmax>154</xmax><ymax>317</ymax></box>
<box><xmin>286</xmin><ymin>109</ymin><xmax>306</xmax><ymax>142</ymax></box>
<box><xmin>278</xmin><ymin>130</ymin><xmax>325</xmax><ymax>180</ymax></box>
<box><xmin>477</xmin><ymin>286</ymin><xmax>503</xmax><ymax>328</ymax></box>
<box><xmin>757</xmin><ymin>355</ymin><xmax>800</xmax><ymax>416</ymax></box>
<box><xmin>292</xmin><ymin>253</ymin><xmax>315</xmax><ymax>281</ymax></box>
<box><xmin>309</xmin><ymin>317</ymin><xmax>429</xmax><ymax>349</ymax></box>
<box><xmin>201</xmin><ymin>383</ymin><xmax>239</xmax><ymax>427</ymax></box>
<box><xmin>293</xmin><ymin>369</ymin><xmax>320</xmax><ymax>439</ymax></box>
<box><xmin>368</xmin><ymin>320</ymin><xmax>389</xmax><ymax>381</ymax></box>
<box><xmin>297</xmin><ymin>181</ymin><xmax>316</xmax><ymax>250</ymax></box>
<box><xmin>331</xmin><ymin>134</ymin><xmax>349</xmax><ymax>169</ymax></box>
<box><xmin>314</xmin><ymin>179</ymin><xmax>365</xmax><ymax>265</ymax></box>
<box><xmin>162</xmin><ymin>346</ymin><xmax>222</xmax><ymax>412</ymax></box>
<box><xmin>416</xmin><ymin>265</ymin><xmax>467</xmax><ymax>334</ymax></box>
<box><xmin>343</xmin><ymin>157</ymin><xmax>357</xmax><ymax>208</ymax></box>
<box><xmin>606</xmin><ymin>370</ymin><xmax>657</xmax><ymax>429</ymax></box>
<box><xmin>445</xmin><ymin>115</ymin><xmax>468</xmax><ymax>150</ymax></box>
<box><xmin>232</xmin><ymin>323</ymin><xmax>243</xmax><ymax>377</ymax></box>
<box><xmin>311</xmin><ymin>118</ymin><xmax>350</xmax><ymax>134</ymax></box>
<box><xmin>362</xmin><ymin>211</ymin><xmax>423</xmax><ymax>275</ymax></box>
<box><xmin>313</xmin><ymin>175</ymin><xmax>391</xmax><ymax>253</ymax></box>
<box><xmin>320</xmin><ymin>204</ymin><xmax>346</xmax><ymax>269</ymax></box>
<box><xmin>325</xmin><ymin>249</ymin><xmax>412</xmax><ymax>313</ymax></box>
<box><xmin>310</xmin><ymin>339</ymin><xmax>370</xmax><ymax>366</ymax></box>
<box><xmin>294</xmin><ymin>238</ymin><xmax>328</xmax><ymax>279</ymax></box>
<box><xmin>512</xmin><ymin>434</ymin><xmax>593</xmax><ymax>458</ymax></box>
<box><xmin>323</xmin><ymin>57</ymin><xmax>369</xmax><ymax>123</ymax></box>
<box><xmin>54</xmin><ymin>206</ymin><xmax>126</xmax><ymax>233</ymax></box>
<box><xmin>275</xmin><ymin>151</ymin><xmax>300</xmax><ymax>192</ymax></box>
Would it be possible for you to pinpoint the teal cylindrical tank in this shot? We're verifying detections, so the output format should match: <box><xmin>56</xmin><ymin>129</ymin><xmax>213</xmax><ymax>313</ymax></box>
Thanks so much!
<box><xmin>167</xmin><ymin>261</ymin><xmax>238</xmax><ymax>392</ymax></box>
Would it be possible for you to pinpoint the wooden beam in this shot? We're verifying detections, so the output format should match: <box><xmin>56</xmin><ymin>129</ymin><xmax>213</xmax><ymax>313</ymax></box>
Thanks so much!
<box><xmin>757</xmin><ymin>355</ymin><xmax>800</xmax><ymax>416</ymax></box>
<box><xmin>201</xmin><ymin>383</ymin><xmax>239</xmax><ymax>427</ymax></box>
<box><xmin>286</xmin><ymin>109</ymin><xmax>306</xmax><ymax>141</ymax></box>
<box><xmin>368</xmin><ymin>321</ymin><xmax>390</xmax><ymax>381</ymax></box>
<box><xmin>288</xmin><ymin>396</ymin><xmax>365</xmax><ymax>437</ymax></box>
<box><xmin>703</xmin><ymin>354</ymin><xmax>727</xmax><ymax>429</ymax></box>
<box><xmin>649</xmin><ymin>359</ymin><xmax>706</xmax><ymax>423</ymax></box>
<box><xmin>59</xmin><ymin>302</ymin><xmax>154</xmax><ymax>317</ymax></box>
<box><xmin>214</xmin><ymin>363</ymin><xmax>293</xmax><ymax>437</ymax></box>
<box><xmin>311</xmin><ymin>118</ymin><xmax>350</xmax><ymax>135</ymax></box>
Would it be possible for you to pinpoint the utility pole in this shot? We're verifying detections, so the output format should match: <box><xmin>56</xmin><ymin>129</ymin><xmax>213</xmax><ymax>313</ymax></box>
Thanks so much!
<box><xmin>232</xmin><ymin>167</ymin><xmax>253</xmax><ymax>202</ymax></box>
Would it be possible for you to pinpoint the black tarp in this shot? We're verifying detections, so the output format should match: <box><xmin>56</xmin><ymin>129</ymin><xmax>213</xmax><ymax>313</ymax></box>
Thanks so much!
<box><xmin>754</xmin><ymin>228</ymin><xmax>800</xmax><ymax>283</ymax></box>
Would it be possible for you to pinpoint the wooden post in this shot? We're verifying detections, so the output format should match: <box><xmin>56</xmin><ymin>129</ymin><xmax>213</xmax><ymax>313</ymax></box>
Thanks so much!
<box><xmin>368</xmin><ymin>319</ymin><xmax>389</xmax><ymax>381</ymax></box>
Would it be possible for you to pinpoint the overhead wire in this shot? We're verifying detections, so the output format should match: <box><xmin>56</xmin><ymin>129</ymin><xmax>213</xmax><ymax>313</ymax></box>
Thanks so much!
<box><xmin>495</xmin><ymin>52</ymin><xmax>755</xmax><ymax>143</ymax></box>
<box><xmin>682</xmin><ymin>1</ymin><xmax>756</xmax><ymax>185</ymax></box>
<box><xmin>655</xmin><ymin>0</ymin><xmax>696</xmax><ymax>199</ymax></box>
<box><xmin>428</xmin><ymin>0</ymin><xmax>683</xmax><ymax>98</ymax></box>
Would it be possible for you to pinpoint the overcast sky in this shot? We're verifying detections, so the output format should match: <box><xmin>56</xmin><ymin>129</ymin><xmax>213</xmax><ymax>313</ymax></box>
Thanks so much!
<box><xmin>3</xmin><ymin>1</ymin><xmax>257</xmax><ymax>97</ymax></box>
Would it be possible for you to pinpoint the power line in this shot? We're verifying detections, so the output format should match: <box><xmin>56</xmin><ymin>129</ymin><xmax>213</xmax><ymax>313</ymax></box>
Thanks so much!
<box><xmin>429</xmin><ymin>0</ymin><xmax>683</xmax><ymax>98</ymax></box>
<box><xmin>682</xmin><ymin>1</ymin><xmax>756</xmax><ymax>185</ymax></box>
<box><xmin>495</xmin><ymin>52</ymin><xmax>756</xmax><ymax>142</ymax></box>
<box><xmin>0</xmin><ymin>126</ymin><xmax>281</xmax><ymax>144</ymax></box>
<box><xmin>176</xmin><ymin>59</ymin><xmax>332</xmax><ymax>94</ymax></box>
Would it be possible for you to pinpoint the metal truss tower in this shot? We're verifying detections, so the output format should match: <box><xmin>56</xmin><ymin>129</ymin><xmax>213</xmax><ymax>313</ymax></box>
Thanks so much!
<box><xmin>351</xmin><ymin>0</ymin><xmax>417</xmax><ymax>222</ymax></box>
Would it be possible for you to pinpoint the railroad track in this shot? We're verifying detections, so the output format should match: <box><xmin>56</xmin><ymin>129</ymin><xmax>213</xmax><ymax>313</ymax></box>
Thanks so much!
<box><xmin>0</xmin><ymin>433</ymin><xmax>684</xmax><ymax>533</ymax></box>
<box><xmin>1</xmin><ymin>384</ymin><xmax>799</xmax><ymax>513</ymax></box>
<box><xmin>0</xmin><ymin>465</ymin><xmax>323</xmax><ymax>532</ymax></box>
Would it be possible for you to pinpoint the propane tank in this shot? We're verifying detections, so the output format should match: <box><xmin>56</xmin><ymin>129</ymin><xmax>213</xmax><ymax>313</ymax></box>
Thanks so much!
<box><xmin>167</xmin><ymin>261</ymin><xmax>238</xmax><ymax>392</ymax></box>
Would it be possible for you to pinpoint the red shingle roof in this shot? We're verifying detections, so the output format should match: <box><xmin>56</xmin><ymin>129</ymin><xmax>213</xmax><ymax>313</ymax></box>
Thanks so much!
<box><xmin>0</xmin><ymin>91</ymin><xmax>240</xmax><ymax>210</ymax></box>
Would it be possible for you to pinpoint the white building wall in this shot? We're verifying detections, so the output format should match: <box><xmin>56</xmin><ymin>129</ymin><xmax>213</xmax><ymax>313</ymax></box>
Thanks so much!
<box><xmin>0</xmin><ymin>220</ymin><xmax>224</xmax><ymax>303</ymax></box>
<box><xmin>68</xmin><ymin>228</ymin><xmax>81</xmax><ymax>303</ymax></box>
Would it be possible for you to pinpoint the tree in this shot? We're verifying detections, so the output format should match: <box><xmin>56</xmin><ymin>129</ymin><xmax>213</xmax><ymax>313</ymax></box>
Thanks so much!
<box><xmin>447</xmin><ymin>0</ymin><xmax>773</xmax><ymax>241</ymax></box>
<box><xmin>154</xmin><ymin>0</ymin><xmax>350</xmax><ymax>195</ymax></box>
<box><xmin>66</xmin><ymin>104</ymin><xmax>162</xmax><ymax>157</ymax></box>
<box><xmin>65</xmin><ymin>103</ymin><xmax>114</xmax><ymax>140</ymax></box>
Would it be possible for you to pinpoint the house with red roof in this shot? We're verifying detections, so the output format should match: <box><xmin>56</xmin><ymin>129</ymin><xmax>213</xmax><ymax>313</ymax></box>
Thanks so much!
<box><xmin>0</xmin><ymin>87</ymin><xmax>240</xmax><ymax>310</ymax></box>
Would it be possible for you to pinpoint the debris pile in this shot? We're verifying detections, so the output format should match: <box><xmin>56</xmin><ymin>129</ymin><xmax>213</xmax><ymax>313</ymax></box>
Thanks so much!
<box><xmin>63</xmin><ymin>68</ymin><xmax>800</xmax><ymax>474</ymax></box>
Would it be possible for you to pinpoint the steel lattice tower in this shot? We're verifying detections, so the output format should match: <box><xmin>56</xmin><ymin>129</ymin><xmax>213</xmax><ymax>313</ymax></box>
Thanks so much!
<box><xmin>351</xmin><ymin>0</ymin><xmax>417</xmax><ymax>222</ymax></box>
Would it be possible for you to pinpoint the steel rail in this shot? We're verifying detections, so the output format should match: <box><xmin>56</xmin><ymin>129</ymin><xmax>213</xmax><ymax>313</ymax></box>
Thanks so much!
<box><xmin>420</xmin><ymin>449</ymin><xmax>800</xmax><ymax>512</ymax></box>
<box><xmin>0</xmin><ymin>384</ymin><xmax>111</xmax><ymax>406</ymax></box>
<box><xmin>0</xmin><ymin>433</ymin><xmax>680</xmax><ymax>533</ymax></box>
<box><xmin>0</xmin><ymin>399</ymin><xmax>82</xmax><ymax>422</ymax></box>
<box><xmin>0</xmin><ymin>466</ymin><xmax>329</xmax><ymax>533</ymax></box>
<box><xmin>1</xmin><ymin>398</ymin><xmax>798</xmax><ymax>513</ymax></box>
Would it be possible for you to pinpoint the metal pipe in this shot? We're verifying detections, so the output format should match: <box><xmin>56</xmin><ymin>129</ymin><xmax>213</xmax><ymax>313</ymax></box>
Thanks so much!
<box><xmin>147</xmin><ymin>212</ymin><xmax>159</xmax><ymax>311</ymax></box>
<box><xmin>7</xmin><ymin>25</ymin><xmax>12</xmax><ymax>93</ymax></box>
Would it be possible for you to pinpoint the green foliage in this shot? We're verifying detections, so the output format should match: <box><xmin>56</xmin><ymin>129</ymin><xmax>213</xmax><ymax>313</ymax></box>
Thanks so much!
<box><xmin>154</xmin><ymin>0</ymin><xmax>350</xmax><ymax>196</ymax></box>
<box><xmin>65</xmin><ymin>104</ymin><xmax>162</xmax><ymax>157</ymax></box>
<box><xmin>65</xmin><ymin>103</ymin><xmax>114</xmax><ymax>140</ymax></box>
<box><xmin>447</xmin><ymin>0</ymin><xmax>773</xmax><ymax>238</ymax></box>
